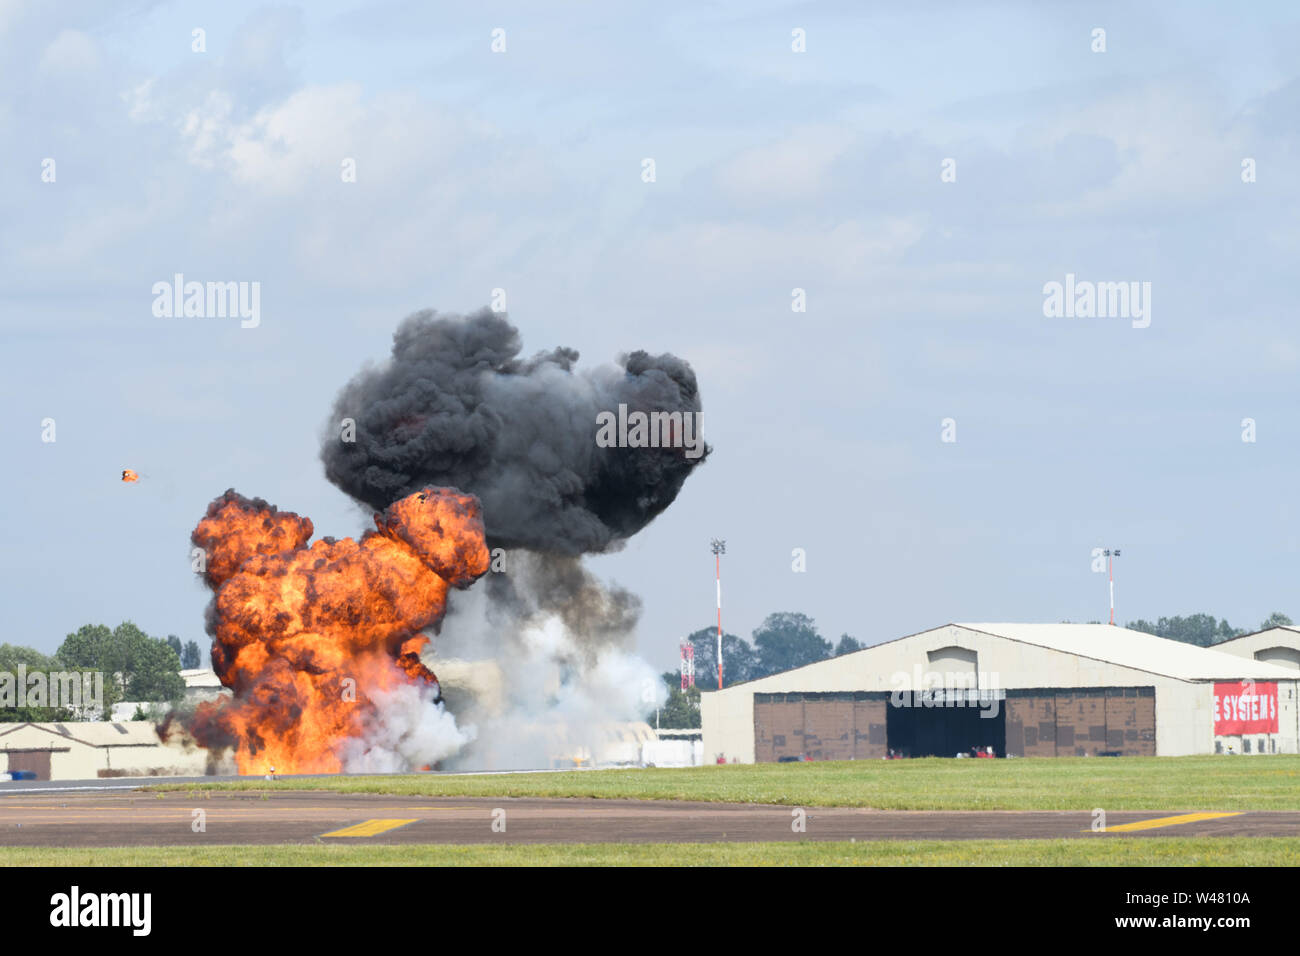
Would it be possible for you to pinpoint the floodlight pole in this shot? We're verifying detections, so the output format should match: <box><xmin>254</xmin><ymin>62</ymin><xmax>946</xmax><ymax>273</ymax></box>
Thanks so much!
<box><xmin>1105</xmin><ymin>549</ymin><xmax>1122</xmax><ymax>625</ymax></box>
<box><xmin>711</xmin><ymin>539</ymin><xmax>726</xmax><ymax>689</ymax></box>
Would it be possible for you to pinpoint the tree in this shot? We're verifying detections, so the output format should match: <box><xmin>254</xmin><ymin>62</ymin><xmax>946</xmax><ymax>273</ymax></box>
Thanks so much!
<box><xmin>1126</xmin><ymin>614</ymin><xmax>1241</xmax><ymax>647</ymax></box>
<box><xmin>56</xmin><ymin>622</ymin><xmax>185</xmax><ymax>707</ymax></box>
<box><xmin>648</xmin><ymin>672</ymin><xmax>701</xmax><ymax>728</ymax></box>
<box><xmin>125</xmin><ymin>634</ymin><xmax>186</xmax><ymax>701</ymax></box>
<box><xmin>752</xmin><ymin>612</ymin><xmax>832</xmax><ymax>676</ymax></box>
<box><xmin>55</xmin><ymin>624</ymin><xmax>125</xmax><ymax>714</ymax></box>
<box><xmin>834</xmin><ymin>633</ymin><xmax>863</xmax><ymax>656</ymax></box>
<box><xmin>182</xmin><ymin>640</ymin><xmax>201</xmax><ymax>669</ymax></box>
<box><xmin>1258</xmin><ymin>612</ymin><xmax>1293</xmax><ymax>631</ymax></box>
<box><xmin>0</xmin><ymin>643</ymin><xmax>74</xmax><ymax>722</ymax></box>
<box><xmin>681</xmin><ymin>627</ymin><xmax>760</xmax><ymax>688</ymax></box>
<box><xmin>0</xmin><ymin>643</ymin><xmax>59</xmax><ymax>672</ymax></box>
<box><xmin>165</xmin><ymin>635</ymin><xmax>183</xmax><ymax>658</ymax></box>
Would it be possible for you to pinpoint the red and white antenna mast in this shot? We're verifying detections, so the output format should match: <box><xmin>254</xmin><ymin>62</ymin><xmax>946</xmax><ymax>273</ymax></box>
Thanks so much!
<box><xmin>711</xmin><ymin>539</ymin><xmax>726</xmax><ymax>689</ymax></box>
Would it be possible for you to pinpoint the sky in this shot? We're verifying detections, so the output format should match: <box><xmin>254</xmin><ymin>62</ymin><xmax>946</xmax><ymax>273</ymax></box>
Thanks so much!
<box><xmin>4</xmin><ymin>1</ymin><xmax>1300</xmax><ymax>672</ymax></box>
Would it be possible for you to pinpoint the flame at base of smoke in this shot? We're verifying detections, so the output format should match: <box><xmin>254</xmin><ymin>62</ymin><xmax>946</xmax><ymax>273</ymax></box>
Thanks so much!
<box><xmin>189</xmin><ymin>486</ymin><xmax>489</xmax><ymax>774</ymax></box>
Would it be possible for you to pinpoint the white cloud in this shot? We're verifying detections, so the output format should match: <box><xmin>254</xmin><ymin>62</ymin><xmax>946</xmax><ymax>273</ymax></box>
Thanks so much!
<box><xmin>39</xmin><ymin>29</ymin><xmax>101</xmax><ymax>74</ymax></box>
<box><xmin>1027</xmin><ymin>81</ymin><xmax>1246</xmax><ymax>214</ymax></box>
<box><xmin>634</xmin><ymin>215</ymin><xmax>926</xmax><ymax>284</ymax></box>
<box><xmin>716</xmin><ymin>124</ymin><xmax>857</xmax><ymax>203</ymax></box>
<box><xmin>179</xmin><ymin>90</ymin><xmax>236</xmax><ymax>169</ymax></box>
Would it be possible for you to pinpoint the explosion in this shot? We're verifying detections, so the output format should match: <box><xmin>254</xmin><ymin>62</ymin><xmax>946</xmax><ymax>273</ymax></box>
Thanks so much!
<box><xmin>179</xmin><ymin>308</ymin><xmax>707</xmax><ymax>773</ymax></box>
<box><xmin>189</xmin><ymin>486</ymin><xmax>489</xmax><ymax>774</ymax></box>
<box><xmin>312</xmin><ymin>308</ymin><xmax>708</xmax><ymax>768</ymax></box>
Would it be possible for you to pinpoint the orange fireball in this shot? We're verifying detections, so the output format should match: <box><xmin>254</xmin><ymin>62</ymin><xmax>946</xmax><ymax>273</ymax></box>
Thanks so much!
<box><xmin>190</xmin><ymin>486</ymin><xmax>490</xmax><ymax>774</ymax></box>
<box><xmin>121</xmin><ymin>469</ymin><xmax>139</xmax><ymax>483</ymax></box>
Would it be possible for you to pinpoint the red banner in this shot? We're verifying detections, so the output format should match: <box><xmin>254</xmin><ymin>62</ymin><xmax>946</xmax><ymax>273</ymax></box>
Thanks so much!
<box><xmin>1213</xmin><ymin>682</ymin><xmax>1278</xmax><ymax>735</ymax></box>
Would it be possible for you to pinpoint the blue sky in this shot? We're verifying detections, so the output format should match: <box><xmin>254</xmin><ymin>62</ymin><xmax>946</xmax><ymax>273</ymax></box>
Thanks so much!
<box><xmin>4</xmin><ymin>1</ymin><xmax>1300</xmax><ymax>669</ymax></box>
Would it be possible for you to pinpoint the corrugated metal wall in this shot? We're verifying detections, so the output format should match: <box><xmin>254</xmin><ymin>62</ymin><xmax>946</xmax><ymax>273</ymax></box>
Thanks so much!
<box><xmin>1005</xmin><ymin>687</ymin><xmax>1155</xmax><ymax>756</ymax></box>
<box><xmin>754</xmin><ymin>692</ymin><xmax>888</xmax><ymax>761</ymax></box>
<box><xmin>757</xmin><ymin>687</ymin><xmax>1156</xmax><ymax>760</ymax></box>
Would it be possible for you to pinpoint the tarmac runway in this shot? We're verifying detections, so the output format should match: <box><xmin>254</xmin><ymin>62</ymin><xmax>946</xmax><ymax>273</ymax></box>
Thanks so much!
<box><xmin>0</xmin><ymin>790</ymin><xmax>1296</xmax><ymax>846</ymax></box>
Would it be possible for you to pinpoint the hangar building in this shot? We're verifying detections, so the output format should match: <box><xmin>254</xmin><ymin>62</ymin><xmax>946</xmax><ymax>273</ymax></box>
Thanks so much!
<box><xmin>0</xmin><ymin>722</ymin><xmax>207</xmax><ymax>780</ymax></box>
<box><xmin>700</xmin><ymin>623</ymin><xmax>1300</xmax><ymax>762</ymax></box>
<box><xmin>1211</xmin><ymin>626</ymin><xmax>1300</xmax><ymax>672</ymax></box>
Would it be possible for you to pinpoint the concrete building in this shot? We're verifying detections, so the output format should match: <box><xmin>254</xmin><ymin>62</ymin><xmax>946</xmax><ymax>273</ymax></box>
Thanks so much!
<box><xmin>0</xmin><ymin>721</ymin><xmax>208</xmax><ymax>779</ymax></box>
<box><xmin>180</xmin><ymin>667</ymin><xmax>228</xmax><ymax>703</ymax></box>
<box><xmin>701</xmin><ymin>623</ymin><xmax>1300</xmax><ymax>762</ymax></box>
<box><xmin>645</xmin><ymin>728</ymin><xmax>704</xmax><ymax>767</ymax></box>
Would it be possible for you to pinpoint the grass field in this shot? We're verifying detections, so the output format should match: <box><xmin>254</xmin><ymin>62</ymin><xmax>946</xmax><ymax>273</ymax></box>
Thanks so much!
<box><xmin>3</xmin><ymin>837</ymin><xmax>1297</xmax><ymax>866</ymax></box>
<box><xmin>149</xmin><ymin>755</ymin><xmax>1300</xmax><ymax>810</ymax></box>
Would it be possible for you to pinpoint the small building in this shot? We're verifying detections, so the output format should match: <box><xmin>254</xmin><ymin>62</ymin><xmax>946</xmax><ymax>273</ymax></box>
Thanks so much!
<box><xmin>181</xmin><ymin>667</ymin><xmax>228</xmax><ymax>703</ymax></box>
<box><xmin>645</xmin><ymin>728</ymin><xmax>704</xmax><ymax>767</ymax></box>
<box><xmin>701</xmin><ymin>623</ymin><xmax>1300</xmax><ymax>762</ymax></box>
<box><xmin>0</xmin><ymin>722</ymin><xmax>208</xmax><ymax>780</ymax></box>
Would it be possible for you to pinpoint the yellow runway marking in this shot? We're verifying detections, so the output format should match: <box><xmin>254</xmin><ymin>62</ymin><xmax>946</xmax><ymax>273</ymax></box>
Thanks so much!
<box><xmin>321</xmin><ymin>818</ymin><xmax>418</xmax><ymax>838</ymax></box>
<box><xmin>1100</xmin><ymin>812</ymin><xmax>1242</xmax><ymax>833</ymax></box>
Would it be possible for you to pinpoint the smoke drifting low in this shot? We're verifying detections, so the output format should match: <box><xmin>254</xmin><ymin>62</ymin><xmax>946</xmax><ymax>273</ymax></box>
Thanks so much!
<box><xmin>430</xmin><ymin>555</ymin><xmax>667</xmax><ymax>771</ymax></box>
<box><xmin>321</xmin><ymin>308</ymin><xmax>708</xmax><ymax>555</ymax></box>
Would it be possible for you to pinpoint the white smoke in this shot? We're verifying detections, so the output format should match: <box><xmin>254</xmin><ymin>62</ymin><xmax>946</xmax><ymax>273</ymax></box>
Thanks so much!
<box><xmin>428</xmin><ymin>578</ymin><xmax>667</xmax><ymax>770</ymax></box>
<box><xmin>340</xmin><ymin>679</ymin><xmax>474</xmax><ymax>773</ymax></box>
<box><xmin>330</xmin><ymin>549</ymin><xmax>668</xmax><ymax>773</ymax></box>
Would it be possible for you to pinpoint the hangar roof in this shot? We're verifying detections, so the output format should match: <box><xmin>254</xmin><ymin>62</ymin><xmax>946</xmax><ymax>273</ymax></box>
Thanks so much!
<box><xmin>1205</xmin><ymin>626</ymin><xmax>1300</xmax><ymax>671</ymax></box>
<box><xmin>0</xmin><ymin>721</ymin><xmax>161</xmax><ymax>749</ymax></box>
<box><xmin>956</xmin><ymin>623</ymin><xmax>1298</xmax><ymax>681</ymax></box>
<box><xmin>1210</xmin><ymin>625</ymin><xmax>1300</xmax><ymax>648</ymax></box>
<box><xmin>181</xmin><ymin>668</ymin><xmax>223</xmax><ymax>689</ymax></box>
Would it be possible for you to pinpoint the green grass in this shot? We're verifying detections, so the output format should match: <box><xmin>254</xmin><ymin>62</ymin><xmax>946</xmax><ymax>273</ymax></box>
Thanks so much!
<box><xmin>148</xmin><ymin>755</ymin><xmax>1300</xmax><ymax>811</ymax></box>
<box><xmin>3</xmin><ymin>838</ymin><xmax>1297</xmax><ymax>866</ymax></box>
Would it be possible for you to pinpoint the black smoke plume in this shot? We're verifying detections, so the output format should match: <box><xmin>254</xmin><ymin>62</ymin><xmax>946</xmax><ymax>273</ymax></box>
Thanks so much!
<box><xmin>321</xmin><ymin>308</ymin><xmax>708</xmax><ymax>555</ymax></box>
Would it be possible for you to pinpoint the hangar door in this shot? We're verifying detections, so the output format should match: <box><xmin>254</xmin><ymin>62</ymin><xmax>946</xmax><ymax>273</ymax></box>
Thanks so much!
<box><xmin>754</xmin><ymin>692</ymin><xmax>888</xmax><ymax>761</ymax></box>
<box><xmin>1004</xmin><ymin>687</ymin><xmax>1155</xmax><ymax>756</ymax></box>
<box><xmin>878</xmin><ymin>645</ymin><xmax>1006</xmax><ymax>756</ymax></box>
<box><xmin>884</xmin><ymin>693</ymin><xmax>1006</xmax><ymax>757</ymax></box>
<box><xmin>5</xmin><ymin>749</ymin><xmax>52</xmax><ymax>779</ymax></box>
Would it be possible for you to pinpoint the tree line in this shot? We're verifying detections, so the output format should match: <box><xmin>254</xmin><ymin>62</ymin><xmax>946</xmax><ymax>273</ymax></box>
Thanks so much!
<box><xmin>0</xmin><ymin>622</ymin><xmax>200</xmax><ymax>722</ymax></box>
<box><xmin>652</xmin><ymin>611</ymin><xmax>860</xmax><ymax>728</ymax></box>
<box><xmin>1125</xmin><ymin>611</ymin><xmax>1291</xmax><ymax>646</ymax></box>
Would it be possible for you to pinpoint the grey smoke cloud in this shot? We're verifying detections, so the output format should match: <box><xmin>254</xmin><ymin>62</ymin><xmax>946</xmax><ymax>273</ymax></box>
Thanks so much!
<box><xmin>321</xmin><ymin>307</ymin><xmax>708</xmax><ymax>555</ymax></box>
<box><xmin>320</xmin><ymin>307</ymin><xmax>704</xmax><ymax>768</ymax></box>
